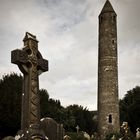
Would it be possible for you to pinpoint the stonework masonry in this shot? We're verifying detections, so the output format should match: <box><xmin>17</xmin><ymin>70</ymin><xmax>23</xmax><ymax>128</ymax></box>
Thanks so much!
<box><xmin>97</xmin><ymin>0</ymin><xmax>120</xmax><ymax>139</ymax></box>
<box><xmin>11</xmin><ymin>32</ymin><xmax>48</xmax><ymax>139</ymax></box>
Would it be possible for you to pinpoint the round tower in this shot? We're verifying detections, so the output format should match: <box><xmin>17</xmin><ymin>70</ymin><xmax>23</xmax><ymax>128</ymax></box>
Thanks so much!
<box><xmin>98</xmin><ymin>0</ymin><xmax>120</xmax><ymax>139</ymax></box>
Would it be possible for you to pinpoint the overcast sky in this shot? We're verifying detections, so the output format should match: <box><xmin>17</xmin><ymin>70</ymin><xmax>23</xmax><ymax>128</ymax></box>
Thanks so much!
<box><xmin>0</xmin><ymin>0</ymin><xmax>140</xmax><ymax>110</ymax></box>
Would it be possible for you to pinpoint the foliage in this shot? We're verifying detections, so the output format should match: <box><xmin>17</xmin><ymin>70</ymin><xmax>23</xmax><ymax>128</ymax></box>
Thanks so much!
<box><xmin>0</xmin><ymin>73</ymin><xmax>22</xmax><ymax>137</ymax></box>
<box><xmin>120</xmin><ymin>86</ymin><xmax>140</xmax><ymax>133</ymax></box>
<box><xmin>0</xmin><ymin>73</ymin><xmax>97</xmax><ymax>138</ymax></box>
<box><xmin>64</xmin><ymin>105</ymin><xmax>96</xmax><ymax>135</ymax></box>
<box><xmin>40</xmin><ymin>89</ymin><xmax>49</xmax><ymax>117</ymax></box>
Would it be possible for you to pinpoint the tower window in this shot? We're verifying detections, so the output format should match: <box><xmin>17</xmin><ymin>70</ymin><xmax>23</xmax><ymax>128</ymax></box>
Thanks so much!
<box><xmin>100</xmin><ymin>16</ymin><xmax>103</xmax><ymax>23</ymax></box>
<box><xmin>112</xmin><ymin>40</ymin><xmax>115</xmax><ymax>44</ymax></box>
<box><xmin>113</xmin><ymin>16</ymin><xmax>116</xmax><ymax>22</ymax></box>
<box><xmin>109</xmin><ymin>114</ymin><xmax>112</xmax><ymax>123</ymax></box>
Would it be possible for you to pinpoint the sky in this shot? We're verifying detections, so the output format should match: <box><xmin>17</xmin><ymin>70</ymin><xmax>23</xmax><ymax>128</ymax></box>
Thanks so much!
<box><xmin>0</xmin><ymin>0</ymin><xmax>140</xmax><ymax>110</ymax></box>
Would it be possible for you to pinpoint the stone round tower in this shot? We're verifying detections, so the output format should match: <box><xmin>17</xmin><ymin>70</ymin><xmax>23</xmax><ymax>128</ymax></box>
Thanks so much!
<box><xmin>97</xmin><ymin>0</ymin><xmax>120</xmax><ymax>139</ymax></box>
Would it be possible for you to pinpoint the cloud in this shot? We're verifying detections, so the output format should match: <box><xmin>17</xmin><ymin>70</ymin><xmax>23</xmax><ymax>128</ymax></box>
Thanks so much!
<box><xmin>39</xmin><ymin>0</ymin><xmax>88</xmax><ymax>32</ymax></box>
<box><xmin>0</xmin><ymin>0</ymin><xmax>140</xmax><ymax>110</ymax></box>
<box><xmin>116</xmin><ymin>0</ymin><xmax>140</xmax><ymax>98</ymax></box>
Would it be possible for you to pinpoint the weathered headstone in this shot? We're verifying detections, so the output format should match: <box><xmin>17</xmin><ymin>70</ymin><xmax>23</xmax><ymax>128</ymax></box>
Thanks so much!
<box><xmin>40</xmin><ymin>117</ymin><xmax>65</xmax><ymax>140</ymax></box>
<box><xmin>11</xmin><ymin>32</ymin><xmax>48</xmax><ymax>139</ymax></box>
<box><xmin>136</xmin><ymin>128</ymin><xmax>140</xmax><ymax>139</ymax></box>
<box><xmin>63</xmin><ymin>135</ymin><xmax>71</xmax><ymax>140</ymax></box>
<box><xmin>120</xmin><ymin>122</ymin><xmax>130</xmax><ymax>140</ymax></box>
<box><xmin>83</xmin><ymin>132</ymin><xmax>90</xmax><ymax>140</ymax></box>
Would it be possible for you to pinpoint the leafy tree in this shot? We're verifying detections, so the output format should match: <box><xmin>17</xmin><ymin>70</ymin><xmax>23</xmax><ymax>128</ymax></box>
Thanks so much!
<box><xmin>64</xmin><ymin>105</ymin><xmax>95</xmax><ymax>134</ymax></box>
<box><xmin>0</xmin><ymin>73</ymin><xmax>22</xmax><ymax>137</ymax></box>
<box><xmin>120</xmin><ymin>86</ymin><xmax>140</xmax><ymax>133</ymax></box>
<box><xmin>0</xmin><ymin>73</ymin><xmax>97</xmax><ymax>138</ymax></box>
<box><xmin>40</xmin><ymin>89</ymin><xmax>49</xmax><ymax>117</ymax></box>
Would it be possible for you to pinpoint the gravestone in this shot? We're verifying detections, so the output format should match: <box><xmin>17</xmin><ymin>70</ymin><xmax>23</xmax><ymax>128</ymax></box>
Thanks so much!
<box><xmin>40</xmin><ymin>118</ymin><xmax>65</xmax><ymax>140</ymax></box>
<box><xmin>136</xmin><ymin>128</ymin><xmax>140</xmax><ymax>139</ymax></box>
<box><xmin>120</xmin><ymin>122</ymin><xmax>130</xmax><ymax>140</ymax></box>
<box><xmin>63</xmin><ymin>135</ymin><xmax>71</xmax><ymax>140</ymax></box>
<box><xmin>11</xmin><ymin>32</ymin><xmax>48</xmax><ymax>140</ymax></box>
<box><xmin>83</xmin><ymin>132</ymin><xmax>90</xmax><ymax>140</ymax></box>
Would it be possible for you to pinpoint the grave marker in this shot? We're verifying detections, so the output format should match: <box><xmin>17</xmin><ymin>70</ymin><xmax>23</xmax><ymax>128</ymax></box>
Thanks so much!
<box><xmin>11</xmin><ymin>32</ymin><xmax>48</xmax><ymax>139</ymax></box>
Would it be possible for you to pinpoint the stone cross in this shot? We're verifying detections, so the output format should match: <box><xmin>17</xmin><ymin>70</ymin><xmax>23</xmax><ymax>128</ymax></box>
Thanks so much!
<box><xmin>76</xmin><ymin>125</ymin><xmax>80</xmax><ymax>134</ymax></box>
<box><xmin>11</xmin><ymin>32</ymin><xmax>48</xmax><ymax>139</ymax></box>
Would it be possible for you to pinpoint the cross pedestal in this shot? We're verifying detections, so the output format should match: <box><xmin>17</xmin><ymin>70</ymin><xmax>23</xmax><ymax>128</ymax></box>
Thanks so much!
<box><xmin>11</xmin><ymin>32</ymin><xmax>48</xmax><ymax>140</ymax></box>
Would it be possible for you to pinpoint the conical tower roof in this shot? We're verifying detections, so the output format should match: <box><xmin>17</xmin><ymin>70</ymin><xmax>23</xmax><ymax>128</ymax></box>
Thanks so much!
<box><xmin>100</xmin><ymin>0</ymin><xmax>116</xmax><ymax>15</ymax></box>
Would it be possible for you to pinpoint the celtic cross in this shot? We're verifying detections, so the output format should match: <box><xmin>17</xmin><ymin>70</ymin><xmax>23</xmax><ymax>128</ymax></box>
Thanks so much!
<box><xmin>11</xmin><ymin>32</ymin><xmax>48</xmax><ymax>138</ymax></box>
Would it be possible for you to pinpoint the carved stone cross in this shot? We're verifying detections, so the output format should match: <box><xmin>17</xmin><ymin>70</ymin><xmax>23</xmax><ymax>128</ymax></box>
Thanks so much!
<box><xmin>11</xmin><ymin>32</ymin><xmax>48</xmax><ymax>139</ymax></box>
<box><xmin>76</xmin><ymin>125</ymin><xmax>80</xmax><ymax>134</ymax></box>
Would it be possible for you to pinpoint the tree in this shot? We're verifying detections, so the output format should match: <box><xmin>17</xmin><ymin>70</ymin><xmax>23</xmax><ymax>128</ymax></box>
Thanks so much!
<box><xmin>0</xmin><ymin>73</ymin><xmax>22</xmax><ymax>137</ymax></box>
<box><xmin>40</xmin><ymin>89</ymin><xmax>49</xmax><ymax>117</ymax></box>
<box><xmin>120</xmin><ymin>86</ymin><xmax>140</xmax><ymax>133</ymax></box>
<box><xmin>0</xmin><ymin>73</ymin><xmax>52</xmax><ymax>138</ymax></box>
<box><xmin>64</xmin><ymin>105</ymin><xmax>95</xmax><ymax>134</ymax></box>
<box><xmin>0</xmin><ymin>73</ymin><xmax>97</xmax><ymax>138</ymax></box>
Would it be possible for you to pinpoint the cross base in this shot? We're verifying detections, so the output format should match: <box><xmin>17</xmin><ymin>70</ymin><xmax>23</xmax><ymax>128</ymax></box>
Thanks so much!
<box><xmin>17</xmin><ymin>124</ymin><xmax>48</xmax><ymax>140</ymax></box>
